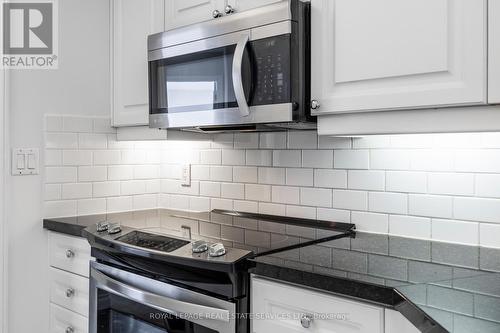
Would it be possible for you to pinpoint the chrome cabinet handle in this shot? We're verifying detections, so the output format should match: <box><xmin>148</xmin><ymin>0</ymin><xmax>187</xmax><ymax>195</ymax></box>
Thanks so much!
<box><xmin>65</xmin><ymin>249</ymin><xmax>74</xmax><ymax>258</ymax></box>
<box><xmin>311</xmin><ymin>100</ymin><xmax>320</xmax><ymax>110</ymax></box>
<box><xmin>65</xmin><ymin>326</ymin><xmax>74</xmax><ymax>333</ymax></box>
<box><xmin>212</xmin><ymin>9</ymin><xmax>222</xmax><ymax>18</ymax></box>
<box><xmin>300</xmin><ymin>314</ymin><xmax>313</xmax><ymax>328</ymax></box>
<box><xmin>224</xmin><ymin>5</ymin><xmax>235</xmax><ymax>14</ymax></box>
<box><xmin>66</xmin><ymin>288</ymin><xmax>75</xmax><ymax>298</ymax></box>
<box><xmin>232</xmin><ymin>34</ymin><xmax>250</xmax><ymax>117</ymax></box>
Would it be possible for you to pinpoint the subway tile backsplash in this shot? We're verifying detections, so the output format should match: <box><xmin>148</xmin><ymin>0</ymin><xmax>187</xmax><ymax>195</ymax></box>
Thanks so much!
<box><xmin>43</xmin><ymin>115</ymin><xmax>500</xmax><ymax>248</ymax></box>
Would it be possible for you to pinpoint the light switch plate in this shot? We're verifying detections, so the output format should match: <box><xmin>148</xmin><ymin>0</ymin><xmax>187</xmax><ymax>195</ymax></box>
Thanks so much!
<box><xmin>181</xmin><ymin>164</ymin><xmax>191</xmax><ymax>186</ymax></box>
<box><xmin>12</xmin><ymin>148</ymin><xmax>39</xmax><ymax>175</ymax></box>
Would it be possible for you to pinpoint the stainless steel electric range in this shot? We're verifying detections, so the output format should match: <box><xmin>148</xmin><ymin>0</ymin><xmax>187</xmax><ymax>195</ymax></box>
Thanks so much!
<box><xmin>83</xmin><ymin>209</ymin><xmax>355</xmax><ymax>333</ymax></box>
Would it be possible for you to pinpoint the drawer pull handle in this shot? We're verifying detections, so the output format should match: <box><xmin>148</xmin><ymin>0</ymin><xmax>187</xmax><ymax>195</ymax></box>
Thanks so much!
<box><xmin>65</xmin><ymin>326</ymin><xmax>74</xmax><ymax>333</ymax></box>
<box><xmin>65</xmin><ymin>288</ymin><xmax>75</xmax><ymax>298</ymax></box>
<box><xmin>300</xmin><ymin>314</ymin><xmax>313</xmax><ymax>328</ymax></box>
<box><xmin>65</xmin><ymin>249</ymin><xmax>75</xmax><ymax>258</ymax></box>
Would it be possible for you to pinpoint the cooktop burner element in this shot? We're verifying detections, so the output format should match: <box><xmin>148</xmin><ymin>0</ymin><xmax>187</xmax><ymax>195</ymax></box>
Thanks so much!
<box><xmin>116</xmin><ymin>230</ymin><xmax>190</xmax><ymax>253</ymax></box>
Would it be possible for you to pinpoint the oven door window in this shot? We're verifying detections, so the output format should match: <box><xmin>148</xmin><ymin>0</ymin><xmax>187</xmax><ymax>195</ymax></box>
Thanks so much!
<box><xmin>97</xmin><ymin>290</ymin><xmax>218</xmax><ymax>333</ymax></box>
<box><xmin>149</xmin><ymin>45</ymin><xmax>251</xmax><ymax>115</ymax></box>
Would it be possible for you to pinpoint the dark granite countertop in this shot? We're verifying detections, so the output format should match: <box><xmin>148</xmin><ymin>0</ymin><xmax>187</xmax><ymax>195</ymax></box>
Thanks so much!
<box><xmin>44</xmin><ymin>210</ymin><xmax>500</xmax><ymax>333</ymax></box>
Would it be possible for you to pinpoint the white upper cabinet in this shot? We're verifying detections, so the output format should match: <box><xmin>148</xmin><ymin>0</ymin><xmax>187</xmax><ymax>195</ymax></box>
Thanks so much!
<box><xmin>165</xmin><ymin>0</ymin><xmax>225</xmax><ymax>30</ymax></box>
<box><xmin>488</xmin><ymin>0</ymin><xmax>500</xmax><ymax>103</ymax></box>
<box><xmin>226</xmin><ymin>0</ymin><xmax>284</xmax><ymax>13</ymax></box>
<box><xmin>111</xmin><ymin>0</ymin><xmax>164</xmax><ymax>127</ymax></box>
<box><xmin>311</xmin><ymin>0</ymin><xmax>488</xmax><ymax>114</ymax></box>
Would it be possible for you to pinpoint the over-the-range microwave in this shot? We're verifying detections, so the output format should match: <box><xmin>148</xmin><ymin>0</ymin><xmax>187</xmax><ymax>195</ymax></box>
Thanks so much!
<box><xmin>147</xmin><ymin>0</ymin><xmax>314</xmax><ymax>133</ymax></box>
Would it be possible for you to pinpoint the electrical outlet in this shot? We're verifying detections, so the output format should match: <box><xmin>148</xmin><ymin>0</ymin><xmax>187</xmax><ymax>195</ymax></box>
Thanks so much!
<box><xmin>181</xmin><ymin>164</ymin><xmax>191</xmax><ymax>186</ymax></box>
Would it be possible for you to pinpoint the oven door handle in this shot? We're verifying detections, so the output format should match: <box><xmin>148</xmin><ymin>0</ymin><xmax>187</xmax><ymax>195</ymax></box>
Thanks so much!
<box><xmin>92</xmin><ymin>268</ymin><xmax>231</xmax><ymax>322</ymax></box>
<box><xmin>232</xmin><ymin>34</ymin><xmax>250</xmax><ymax>117</ymax></box>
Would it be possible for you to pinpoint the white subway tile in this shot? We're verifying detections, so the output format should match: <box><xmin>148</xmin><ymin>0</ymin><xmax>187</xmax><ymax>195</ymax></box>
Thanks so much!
<box><xmin>390</xmin><ymin>134</ymin><xmax>433</xmax><ymax>148</ymax></box>
<box><xmin>246</xmin><ymin>150</ymin><xmax>272</xmax><ymax>166</ymax></box>
<box><xmin>93</xmin><ymin>118</ymin><xmax>115</xmax><ymax>134</ymax></box>
<box><xmin>222</xmin><ymin>150</ymin><xmax>246</xmax><ymax>165</ymax></box>
<box><xmin>258</xmin><ymin>167</ymin><xmax>285</xmax><ymax>185</ymax></box>
<box><xmin>145</xmin><ymin>179</ymin><xmax>161</xmax><ymax>193</ymax></box>
<box><xmin>133</xmin><ymin>194</ymin><xmax>158</xmax><ymax>210</ymax></box>
<box><xmin>134</xmin><ymin>165</ymin><xmax>160</xmax><ymax>179</ymax></box>
<box><xmin>200</xmin><ymin>150</ymin><xmax>222</xmax><ymax>165</ymax></box>
<box><xmin>108</xmin><ymin>165</ymin><xmax>134</xmax><ymax>180</ymax></box>
<box><xmin>432</xmin><ymin>219</ymin><xmax>479</xmax><ymax>245</ymax></box>
<box><xmin>300</xmin><ymin>188</ymin><xmax>332</xmax><ymax>207</ymax></box>
<box><xmin>370</xmin><ymin>150</ymin><xmax>410</xmax><ymax>170</ymax></box>
<box><xmin>221</xmin><ymin>183</ymin><xmax>245</xmax><ymax>199</ymax></box>
<box><xmin>369</xmin><ymin>192</ymin><xmax>407</xmax><ymax>214</ymax></box>
<box><xmin>410</xmin><ymin>150</ymin><xmax>454</xmax><ymax>171</ymax></box>
<box><xmin>211</xmin><ymin>198</ymin><xmax>233</xmax><ymax>210</ymax></box>
<box><xmin>121</xmin><ymin>150</ymin><xmax>146</xmax><ymax>164</ymax></box>
<box><xmin>93</xmin><ymin>181</ymin><xmax>121</xmax><ymax>197</ymax></box>
<box><xmin>454</xmin><ymin>197</ymin><xmax>500</xmax><ymax>223</ymax></box>
<box><xmin>78</xmin><ymin>198</ymin><xmax>106</xmax><ymax>215</ymax></box>
<box><xmin>107</xmin><ymin>134</ymin><xmax>134</xmax><ymax>149</ymax></box>
<box><xmin>455</xmin><ymin>150</ymin><xmax>500</xmax><ymax>173</ymax></box>
<box><xmin>273</xmin><ymin>150</ymin><xmax>301</xmax><ymax>167</ymax></box>
<box><xmin>408</xmin><ymin>194</ymin><xmax>452</xmax><ymax>218</ymax></box>
<box><xmin>351</xmin><ymin>211</ymin><xmax>389</xmax><ymax>234</ymax></box>
<box><xmin>314</xmin><ymin>169</ymin><xmax>347</xmax><ymax>188</ymax></box>
<box><xmin>189</xmin><ymin>196</ymin><xmax>210</xmax><ymax>211</ymax></box>
<box><xmin>480</xmin><ymin>224</ymin><xmax>500</xmax><ymax>248</ymax></box>
<box><xmin>286</xmin><ymin>205</ymin><xmax>316</xmax><ymax>219</ymax></box>
<box><xmin>45</xmin><ymin>133</ymin><xmax>78</xmax><ymax>149</ymax></box>
<box><xmin>288</xmin><ymin>131</ymin><xmax>317</xmax><ymax>149</ymax></box>
<box><xmin>45</xmin><ymin>167</ymin><xmax>77</xmax><ymax>183</ymax></box>
<box><xmin>191</xmin><ymin>165</ymin><xmax>210</xmax><ymax>180</ymax></box>
<box><xmin>62</xmin><ymin>116</ymin><xmax>93</xmax><ymax>133</ymax></box>
<box><xmin>146</xmin><ymin>150</ymin><xmax>161</xmax><ymax>164</ymax></box>
<box><xmin>162</xmin><ymin>179</ymin><xmax>199</xmax><ymax>196</ymax></box>
<box><xmin>233</xmin><ymin>200</ymin><xmax>258</xmax><ymax>213</ymax></box>
<box><xmin>316</xmin><ymin>208</ymin><xmax>351</xmax><ymax>223</ymax></box>
<box><xmin>433</xmin><ymin>133</ymin><xmax>483</xmax><ymax>148</ymax></box>
<box><xmin>389</xmin><ymin>215</ymin><xmax>431</xmax><ymax>239</ymax></box>
<box><xmin>160</xmin><ymin>165</ymin><xmax>180</xmax><ymax>179</ymax></box>
<box><xmin>476</xmin><ymin>174</ymin><xmax>500</xmax><ymax>198</ymax></box>
<box><xmin>272</xmin><ymin>186</ymin><xmax>300</xmax><ymax>205</ymax></box>
<box><xmin>45</xmin><ymin>115</ymin><xmax>63</xmax><ymax>132</ymax></box>
<box><xmin>61</xmin><ymin>183</ymin><xmax>92</xmax><ymax>199</ymax></box>
<box><xmin>44</xmin><ymin>200</ymin><xmax>77</xmax><ymax>218</ymax></box>
<box><xmin>93</xmin><ymin>150</ymin><xmax>121</xmax><ymax>165</ymax></box>
<box><xmin>481</xmin><ymin>133</ymin><xmax>500</xmax><ymax>148</ymax></box>
<box><xmin>107</xmin><ymin>196</ymin><xmax>133</xmax><ymax>213</ymax></box>
<box><xmin>386</xmin><ymin>171</ymin><xmax>427</xmax><ymax>193</ymax></box>
<box><xmin>211</xmin><ymin>133</ymin><xmax>234</xmax><ymax>148</ymax></box>
<box><xmin>245</xmin><ymin>184</ymin><xmax>271</xmax><ymax>201</ymax></box>
<box><xmin>259</xmin><ymin>132</ymin><xmax>286</xmax><ymax>149</ymax></box>
<box><xmin>78</xmin><ymin>166</ymin><xmax>107</xmax><ymax>182</ymax></box>
<box><xmin>303</xmin><ymin>150</ymin><xmax>333</xmax><ymax>168</ymax></box>
<box><xmin>162</xmin><ymin>149</ymin><xmax>199</xmax><ymax>164</ymax></box>
<box><xmin>62</xmin><ymin>150</ymin><xmax>92</xmax><ymax>166</ymax></box>
<box><xmin>334</xmin><ymin>150</ymin><xmax>369</xmax><ymax>169</ymax></box>
<box><xmin>286</xmin><ymin>168</ymin><xmax>313</xmax><ymax>186</ymax></box>
<box><xmin>233</xmin><ymin>166</ymin><xmax>258</xmax><ymax>183</ymax></box>
<box><xmin>210</xmin><ymin>166</ymin><xmax>233</xmax><ymax>182</ymax></box>
<box><xmin>319</xmin><ymin>136</ymin><xmax>352</xmax><ymax>149</ymax></box>
<box><xmin>121</xmin><ymin>180</ymin><xmax>146</xmax><ymax>195</ymax></box>
<box><xmin>78</xmin><ymin>133</ymin><xmax>107</xmax><ymax>149</ymax></box>
<box><xmin>158</xmin><ymin>194</ymin><xmax>170</xmax><ymax>208</ymax></box>
<box><xmin>169</xmin><ymin>195</ymin><xmax>190</xmax><ymax>210</ymax></box>
<box><xmin>44</xmin><ymin>184</ymin><xmax>61</xmax><ymax>200</ymax></box>
<box><xmin>348</xmin><ymin>170</ymin><xmax>385</xmax><ymax>191</ymax></box>
<box><xmin>353</xmin><ymin>136</ymin><xmax>391</xmax><ymax>149</ymax></box>
<box><xmin>44</xmin><ymin>150</ymin><xmax>62</xmax><ymax>166</ymax></box>
<box><xmin>428</xmin><ymin>173</ymin><xmax>474</xmax><ymax>196</ymax></box>
<box><xmin>333</xmin><ymin>190</ymin><xmax>368</xmax><ymax>211</ymax></box>
<box><xmin>200</xmin><ymin>182</ymin><xmax>221</xmax><ymax>197</ymax></box>
<box><xmin>258</xmin><ymin>202</ymin><xmax>286</xmax><ymax>215</ymax></box>
<box><xmin>234</xmin><ymin>133</ymin><xmax>259</xmax><ymax>149</ymax></box>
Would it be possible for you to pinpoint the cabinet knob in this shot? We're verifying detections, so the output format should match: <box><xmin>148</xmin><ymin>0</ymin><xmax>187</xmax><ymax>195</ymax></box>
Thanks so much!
<box><xmin>310</xmin><ymin>100</ymin><xmax>320</xmax><ymax>110</ymax></box>
<box><xmin>224</xmin><ymin>5</ymin><xmax>235</xmax><ymax>14</ymax></box>
<box><xmin>66</xmin><ymin>288</ymin><xmax>75</xmax><ymax>298</ymax></box>
<box><xmin>212</xmin><ymin>9</ymin><xmax>222</xmax><ymax>18</ymax></box>
<box><xmin>65</xmin><ymin>249</ymin><xmax>74</xmax><ymax>258</ymax></box>
<box><xmin>65</xmin><ymin>326</ymin><xmax>74</xmax><ymax>333</ymax></box>
<box><xmin>300</xmin><ymin>314</ymin><xmax>313</xmax><ymax>328</ymax></box>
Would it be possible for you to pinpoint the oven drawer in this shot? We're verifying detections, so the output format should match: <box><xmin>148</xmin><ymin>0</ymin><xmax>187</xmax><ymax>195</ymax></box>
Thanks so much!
<box><xmin>50</xmin><ymin>267</ymin><xmax>89</xmax><ymax>317</ymax></box>
<box><xmin>50</xmin><ymin>303</ymin><xmax>88</xmax><ymax>333</ymax></box>
<box><xmin>251</xmin><ymin>276</ymin><xmax>384</xmax><ymax>333</ymax></box>
<box><xmin>49</xmin><ymin>231</ymin><xmax>91</xmax><ymax>277</ymax></box>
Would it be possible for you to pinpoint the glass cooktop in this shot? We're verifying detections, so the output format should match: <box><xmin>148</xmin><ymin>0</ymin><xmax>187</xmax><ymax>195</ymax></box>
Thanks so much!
<box><xmin>116</xmin><ymin>231</ymin><xmax>190</xmax><ymax>253</ymax></box>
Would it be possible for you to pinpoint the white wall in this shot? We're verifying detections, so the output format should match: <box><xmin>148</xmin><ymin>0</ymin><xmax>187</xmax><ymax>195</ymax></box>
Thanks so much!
<box><xmin>7</xmin><ymin>1</ymin><xmax>110</xmax><ymax>332</ymax></box>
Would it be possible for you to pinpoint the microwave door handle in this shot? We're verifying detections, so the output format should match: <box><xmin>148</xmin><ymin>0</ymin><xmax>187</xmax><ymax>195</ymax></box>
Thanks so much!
<box><xmin>91</xmin><ymin>267</ymin><xmax>230</xmax><ymax>322</ymax></box>
<box><xmin>232</xmin><ymin>35</ymin><xmax>250</xmax><ymax>117</ymax></box>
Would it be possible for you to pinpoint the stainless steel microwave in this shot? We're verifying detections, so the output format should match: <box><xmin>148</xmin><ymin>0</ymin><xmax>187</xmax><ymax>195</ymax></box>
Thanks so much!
<box><xmin>147</xmin><ymin>0</ymin><xmax>313</xmax><ymax>133</ymax></box>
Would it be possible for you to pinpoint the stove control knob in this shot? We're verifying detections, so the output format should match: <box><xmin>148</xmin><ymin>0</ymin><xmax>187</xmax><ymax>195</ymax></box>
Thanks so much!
<box><xmin>96</xmin><ymin>221</ymin><xmax>109</xmax><ymax>232</ymax></box>
<box><xmin>208</xmin><ymin>243</ymin><xmax>226</xmax><ymax>257</ymax></box>
<box><xmin>107</xmin><ymin>223</ymin><xmax>121</xmax><ymax>235</ymax></box>
<box><xmin>192</xmin><ymin>240</ymin><xmax>209</xmax><ymax>253</ymax></box>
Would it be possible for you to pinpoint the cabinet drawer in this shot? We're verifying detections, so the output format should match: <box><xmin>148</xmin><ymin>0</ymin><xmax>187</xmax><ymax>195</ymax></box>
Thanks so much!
<box><xmin>50</xmin><ymin>303</ymin><xmax>88</xmax><ymax>333</ymax></box>
<box><xmin>49</xmin><ymin>231</ymin><xmax>91</xmax><ymax>277</ymax></box>
<box><xmin>50</xmin><ymin>267</ymin><xmax>89</xmax><ymax>317</ymax></box>
<box><xmin>251</xmin><ymin>276</ymin><xmax>383</xmax><ymax>333</ymax></box>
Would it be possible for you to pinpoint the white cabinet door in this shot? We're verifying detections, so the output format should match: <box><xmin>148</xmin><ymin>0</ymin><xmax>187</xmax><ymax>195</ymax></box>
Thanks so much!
<box><xmin>226</xmin><ymin>0</ymin><xmax>284</xmax><ymax>13</ymax></box>
<box><xmin>252</xmin><ymin>277</ymin><xmax>383</xmax><ymax>333</ymax></box>
<box><xmin>112</xmin><ymin>0</ymin><xmax>164</xmax><ymax>127</ymax></box>
<box><xmin>311</xmin><ymin>0</ymin><xmax>487</xmax><ymax>114</ymax></box>
<box><xmin>385</xmin><ymin>309</ymin><xmax>420</xmax><ymax>333</ymax></box>
<box><xmin>165</xmin><ymin>0</ymin><xmax>225</xmax><ymax>30</ymax></box>
<box><xmin>488</xmin><ymin>0</ymin><xmax>500</xmax><ymax>103</ymax></box>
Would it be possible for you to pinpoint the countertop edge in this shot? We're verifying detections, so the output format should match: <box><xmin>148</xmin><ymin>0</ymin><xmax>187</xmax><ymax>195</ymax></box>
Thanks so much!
<box><xmin>43</xmin><ymin>219</ymin><xmax>86</xmax><ymax>237</ymax></box>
